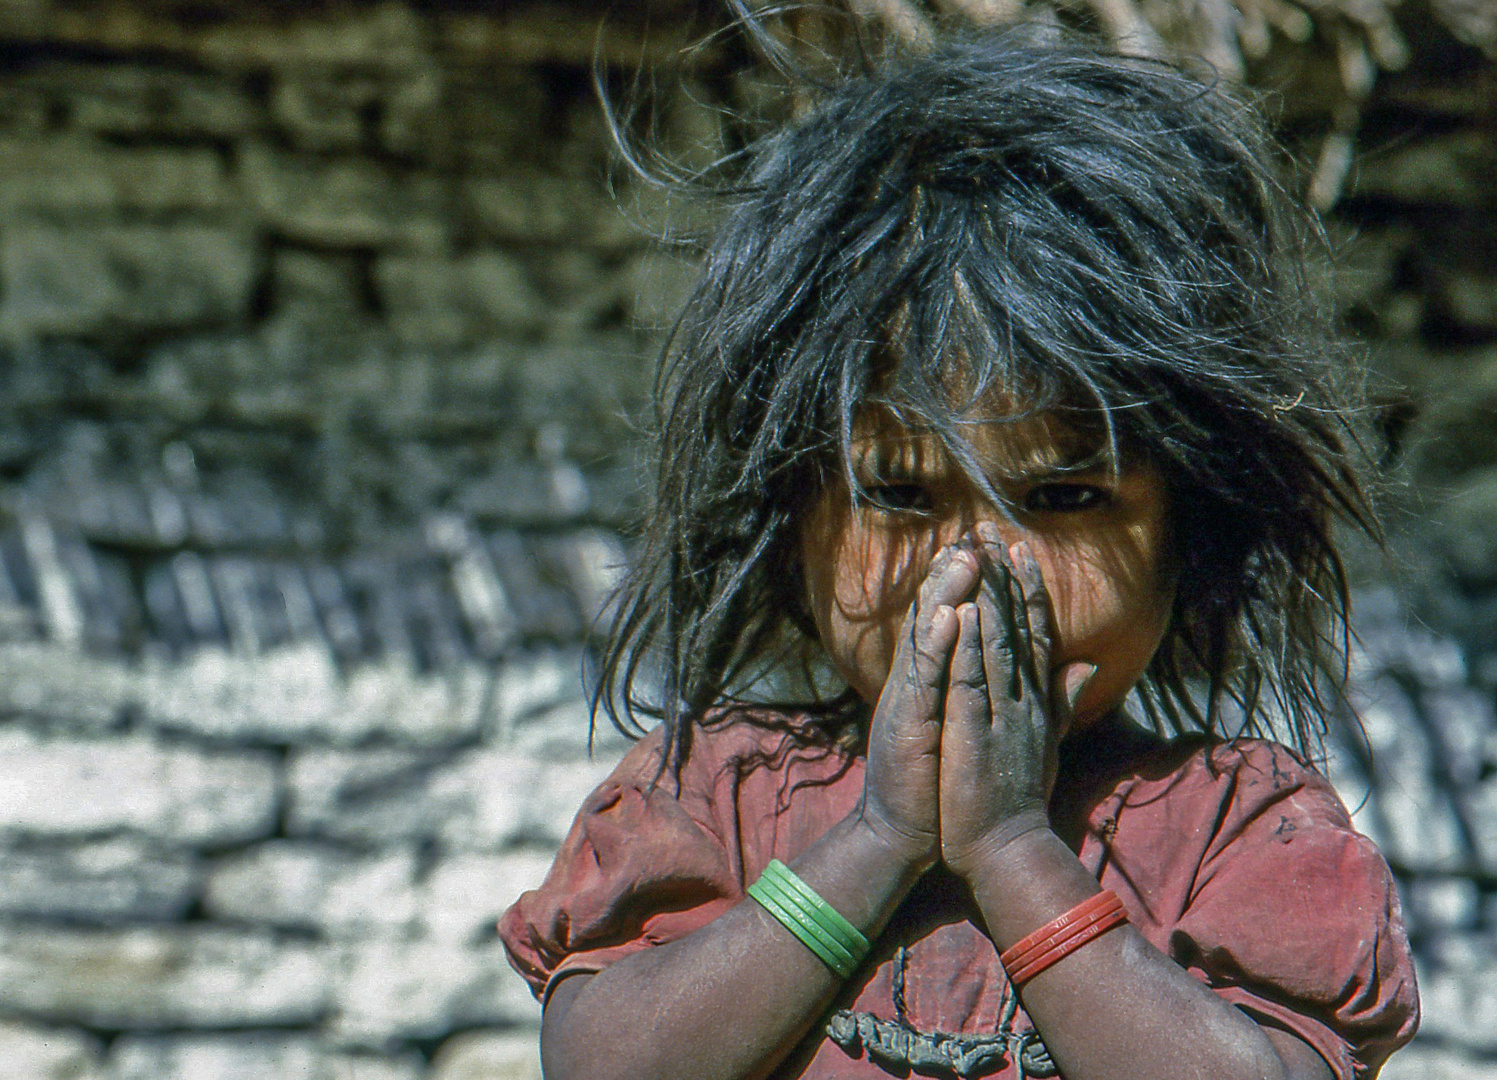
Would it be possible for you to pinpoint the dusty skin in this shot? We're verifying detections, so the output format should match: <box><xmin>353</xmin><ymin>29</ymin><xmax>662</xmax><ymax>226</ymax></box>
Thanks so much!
<box><xmin>540</xmin><ymin>410</ymin><xmax>1335</xmax><ymax>1080</ymax></box>
<box><xmin>798</xmin><ymin>411</ymin><xmax>1175</xmax><ymax>732</ymax></box>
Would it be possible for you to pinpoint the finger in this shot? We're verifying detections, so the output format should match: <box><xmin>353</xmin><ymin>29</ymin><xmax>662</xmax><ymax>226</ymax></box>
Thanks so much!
<box><xmin>972</xmin><ymin>564</ymin><xmax>1024</xmax><ymax>705</ymax></box>
<box><xmin>1007</xmin><ymin>541</ymin><xmax>1053</xmax><ymax>700</ymax></box>
<box><xmin>886</xmin><ymin>604</ymin><xmax>953</xmax><ymax>724</ymax></box>
<box><xmin>918</xmin><ymin>541</ymin><xmax>982</xmax><ymax>613</ymax></box>
<box><xmin>905</xmin><ymin>601</ymin><xmax>960</xmax><ymax>707</ymax></box>
<box><xmin>974</xmin><ymin>565</ymin><xmax>1056</xmax><ymax>791</ymax></box>
<box><xmin>1004</xmin><ymin>556</ymin><xmax>1029</xmax><ymax>700</ymax></box>
<box><xmin>971</xmin><ymin>533</ymin><xmax>1026</xmax><ymax>701</ymax></box>
<box><xmin>904</xmin><ymin>543</ymin><xmax>982</xmax><ymax>677</ymax></box>
<box><xmin>1057</xmin><ymin>661</ymin><xmax>1099</xmax><ymax>728</ymax></box>
<box><xmin>887</xmin><ymin>545</ymin><xmax>978</xmax><ymax>715</ymax></box>
<box><xmin>997</xmin><ymin>557</ymin><xmax>1025</xmax><ymax>700</ymax></box>
<box><xmin>974</xmin><ymin>533</ymin><xmax>1049</xmax><ymax>700</ymax></box>
<box><xmin>943</xmin><ymin>601</ymin><xmax>991</xmax><ymax>731</ymax></box>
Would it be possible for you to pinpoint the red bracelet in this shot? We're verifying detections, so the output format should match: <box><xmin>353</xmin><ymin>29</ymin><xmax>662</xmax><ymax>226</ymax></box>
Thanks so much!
<box><xmin>999</xmin><ymin>891</ymin><xmax>1123</xmax><ymax>972</ymax></box>
<box><xmin>999</xmin><ymin>890</ymin><xmax>1128</xmax><ymax>989</ymax></box>
<box><xmin>999</xmin><ymin>890</ymin><xmax>1121</xmax><ymax>968</ymax></box>
<box><xmin>1006</xmin><ymin>904</ymin><xmax>1127</xmax><ymax>987</ymax></box>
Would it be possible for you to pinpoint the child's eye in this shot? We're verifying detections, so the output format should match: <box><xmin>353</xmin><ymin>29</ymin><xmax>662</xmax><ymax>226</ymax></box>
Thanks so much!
<box><xmin>859</xmin><ymin>483</ymin><xmax>935</xmax><ymax>514</ymax></box>
<box><xmin>1023</xmin><ymin>484</ymin><xmax>1108</xmax><ymax>512</ymax></box>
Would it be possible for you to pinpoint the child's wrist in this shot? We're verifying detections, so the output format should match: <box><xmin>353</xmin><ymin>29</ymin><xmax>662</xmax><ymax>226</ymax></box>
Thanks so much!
<box><xmin>847</xmin><ymin>806</ymin><xmax>940</xmax><ymax>877</ymax></box>
<box><xmin>761</xmin><ymin>810</ymin><xmax>930</xmax><ymax>951</ymax></box>
<box><xmin>942</xmin><ymin>808</ymin><xmax>1053</xmax><ymax>879</ymax></box>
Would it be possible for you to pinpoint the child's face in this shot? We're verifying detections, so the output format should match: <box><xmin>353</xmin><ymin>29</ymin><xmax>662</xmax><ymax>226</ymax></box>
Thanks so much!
<box><xmin>800</xmin><ymin>412</ymin><xmax>1175</xmax><ymax>730</ymax></box>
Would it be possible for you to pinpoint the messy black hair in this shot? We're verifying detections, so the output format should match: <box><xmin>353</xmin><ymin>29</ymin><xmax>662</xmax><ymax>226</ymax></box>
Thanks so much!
<box><xmin>597</xmin><ymin>23</ymin><xmax>1378</xmax><ymax>770</ymax></box>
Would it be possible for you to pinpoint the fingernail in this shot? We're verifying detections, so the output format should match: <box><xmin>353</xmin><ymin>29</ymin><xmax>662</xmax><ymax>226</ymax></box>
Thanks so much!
<box><xmin>1063</xmin><ymin>663</ymin><xmax>1098</xmax><ymax>711</ymax></box>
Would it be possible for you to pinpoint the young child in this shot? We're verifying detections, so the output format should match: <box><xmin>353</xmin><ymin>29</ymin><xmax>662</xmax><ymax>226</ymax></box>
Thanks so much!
<box><xmin>500</xmin><ymin>28</ymin><xmax>1418</xmax><ymax>1080</ymax></box>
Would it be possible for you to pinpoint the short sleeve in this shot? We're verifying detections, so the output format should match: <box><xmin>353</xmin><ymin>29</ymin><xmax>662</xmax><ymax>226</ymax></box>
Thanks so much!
<box><xmin>1151</xmin><ymin>744</ymin><xmax>1419</xmax><ymax>1080</ymax></box>
<box><xmin>498</xmin><ymin>728</ymin><xmax>743</xmax><ymax>1003</ymax></box>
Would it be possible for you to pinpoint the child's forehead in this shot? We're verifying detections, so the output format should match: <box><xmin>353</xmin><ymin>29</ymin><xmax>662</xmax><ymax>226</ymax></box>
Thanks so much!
<box><xmin>849</xmin><ymin>407</ymin><xmax>1111</xmax><ymax>476</ymax></box>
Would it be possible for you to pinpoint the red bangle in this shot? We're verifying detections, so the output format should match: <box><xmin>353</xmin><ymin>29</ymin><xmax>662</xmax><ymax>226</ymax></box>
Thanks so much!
<box><xmin>1005</xmin><ymin>904</ymin><xmax>1127</xmax><ymax>987</ymax></box>
<box><xmin>999</xmin><ymin>891</ymin><xmax>1124</xmax><ymax>972</ymax></box>
<box><xmin>999</xmin><ymin>890</ymin><xmax>1121</xmax><ymax>969</ymax></box>
<box><xmin>999</xmin><ymin>890</ymin><xmax>1128</xmax><ymax>989</ymax></box>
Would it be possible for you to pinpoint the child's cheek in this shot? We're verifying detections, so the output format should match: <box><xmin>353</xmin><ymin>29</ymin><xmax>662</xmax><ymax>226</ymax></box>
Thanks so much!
<box><xmin>840</xmin><ymin>532</ymin><xmax>933</xmax><ymax>665</ymax></box>
<box><xmin>1038</xmin><ymin>514</ymin><xmax>1171</xmax><ymax>633</ymax></box>
<box><xmin>1043</xmin><ymin>558</ymin><xmax>1128</xmax><ymax>645</ymax></box>
<box><xmin>1037</xmin><ymin>538</ymin><xmax>1173</xmax><ymax>725</ymax></box>
<box><xmin>800</xmin><ymin>513</ymin><xmax>929</xmax><ymax>701</ymax></box>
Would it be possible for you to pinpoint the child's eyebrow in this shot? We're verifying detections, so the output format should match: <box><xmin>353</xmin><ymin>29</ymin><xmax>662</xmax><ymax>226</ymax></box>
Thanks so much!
<box><xmin>1003</xmin><ymin>455</ymin><xmax>1112</xmax><ymax>482</ymax></box>
<box><xmin>993</xmin><ymin>443</ymin><xmax>1114</xmax><ymax>483</ymax></box>
<box><xmin>852</xmin><ymin>449</ymin><xmax>1118</xmax><ymax>489</ymax></box>
<box><xmin>850</xmin><ymin>437</ymin><xmax>943</xmax><ymax>476</ymax></box>
<box><xmin>848</xmin><ymin>427</ymin><xmax>1119</xmax><ymax>481</ymax></box>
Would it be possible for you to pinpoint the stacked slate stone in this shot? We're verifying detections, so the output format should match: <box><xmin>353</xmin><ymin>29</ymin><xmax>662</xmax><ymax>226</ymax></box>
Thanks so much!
<box><xmin>0</xmin><ymin>2</ymin><xmax>1489</xmax><ymax>1079</ymax></box>
<box><xmin>0</xmin><ymin>330</ymin><xmax>662</xmax><ymax>1080</ymax></box>
<box><xmin>0</xmin><ymin>4</ymin><xmax>692</xmax><ymax>1076</ymax></box>
<box><xmin>1324</xmin><ymin>26</ymin><xmax>1497</xmax><ymax>1079</ymax></box>
<box><xmin>0</xmin><ymin>339</ymin><xmax>645</xmax><ymax>1080</ymax></box>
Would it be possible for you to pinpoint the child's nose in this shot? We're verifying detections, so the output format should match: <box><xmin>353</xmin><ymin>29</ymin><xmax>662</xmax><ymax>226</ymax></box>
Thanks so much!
<box><xmin>949</xmin><ymin>516</ymin><xmax>1024</xmax><ymax>552</ymax></box>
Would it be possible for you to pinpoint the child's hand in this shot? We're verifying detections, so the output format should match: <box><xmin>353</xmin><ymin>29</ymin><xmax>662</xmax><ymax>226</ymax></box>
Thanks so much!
<box><xmin>855</xmin><ymin>542</ymin><xmax>979</xmax><ymax>873</ymax></box>
<box><xmin>937</xmin><ymin>534</ymin><xmax>1086</xmax><ymax>879</ymax></box>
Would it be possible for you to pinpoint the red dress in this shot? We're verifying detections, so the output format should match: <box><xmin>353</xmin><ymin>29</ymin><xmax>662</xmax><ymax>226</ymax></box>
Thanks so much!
<box><xmin>500</xmin><ymin>715</ymin><xmax>1419</xmax><ymax>1080</ymax></box>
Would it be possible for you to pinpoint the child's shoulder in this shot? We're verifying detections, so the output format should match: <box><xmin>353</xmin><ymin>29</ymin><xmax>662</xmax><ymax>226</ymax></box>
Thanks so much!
<box><xmin>1156</xmin><ymin>734</ymin><xmax>1328</xmax><ymax>780</ymax></box>
<box><xmin>1182</xmin><ymin>736</ymin><xmax>1342</xmax><ymax>807</ymax></box>
<box><xmin>1111</xmin><ymin>734</ymin><xmax>1365</xmax><ymax>858</ymax></box>
<box><xmin>601</xmin><ymin>705</ymin><xmax>861</xmax><ymax>796</ymax></box>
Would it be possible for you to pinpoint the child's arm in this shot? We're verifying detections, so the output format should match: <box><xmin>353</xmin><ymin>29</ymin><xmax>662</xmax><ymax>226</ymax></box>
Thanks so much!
<box><xmin>957</xmin><ymin>827</ymin><xmax>1334</xmax><ymax>1080</ymax></box>
<box><xmin>541</xmin><ymin>811</ymin><xmax>917</xmax><ymax>1080</ymax></box>
<box><xmin>539</xmin><ymin>545</ymin><xmax>980</xmax><ymax>1080</ymax></box>
<box><xmin>939</xmin><ymin>540</ymin><xmax>1332</xmax><ymax>1080</ymax></box>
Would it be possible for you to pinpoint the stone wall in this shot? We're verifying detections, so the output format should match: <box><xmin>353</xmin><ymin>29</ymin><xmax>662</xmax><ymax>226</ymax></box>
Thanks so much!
<box><xmin>0</xmin><ymin>2</ymin><xmax>1490</xmax><ymax>1078</ymax></box>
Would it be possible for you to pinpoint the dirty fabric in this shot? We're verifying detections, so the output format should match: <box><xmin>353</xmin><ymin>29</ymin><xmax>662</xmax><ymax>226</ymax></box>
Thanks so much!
<box><xmin>500</xmin><ymin>717</ymin><xmax>1418</xmax><ymax>1079</ymax></box>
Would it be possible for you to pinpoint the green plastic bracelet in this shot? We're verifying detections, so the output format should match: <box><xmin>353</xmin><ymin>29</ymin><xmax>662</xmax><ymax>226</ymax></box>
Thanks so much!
<box><xmin>747</xmin><ymin>870</ymin><xmax>859</xmax><ymax>978</ymax></box>
<box><xmin>761</xmin><ymin>860</ymin><xmax>870</xmax><ymax>953</ymax></box>
<box><xmin>747</xmin><ymin>877</ymin><xmax>856</xmax><ymax>974</ymax></box>
<box><xmin>746</xmin><ymin>859</ymin><xmax>870</xmax><ymax>980</ymax></box>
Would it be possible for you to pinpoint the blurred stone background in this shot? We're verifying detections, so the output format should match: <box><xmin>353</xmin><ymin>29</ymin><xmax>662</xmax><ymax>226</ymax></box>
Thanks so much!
<box><xmin>0</xmin><ymin>0</ymin><xmax>1489</xmax><ymax>1077</ymax></box>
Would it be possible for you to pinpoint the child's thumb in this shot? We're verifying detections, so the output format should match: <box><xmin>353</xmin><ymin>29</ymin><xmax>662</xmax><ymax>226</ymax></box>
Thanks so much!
<box><xmin>1059</xmin><ymin>662</ymin><xmax>1099</xmax><ymax>719</ymax></box>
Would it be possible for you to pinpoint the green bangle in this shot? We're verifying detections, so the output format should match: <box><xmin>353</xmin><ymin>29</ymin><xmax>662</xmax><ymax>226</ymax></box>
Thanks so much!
<box><xmin>746</xmin><ymin>859</ymin><xmax>871</xmax><ymax>980</ymax></box>
<box><xmin>761</xmin><ymin>860</ymin><xmax>869</xmax><ymax>953</ymax></box>
<box><xmin>748</xmin><ymin>877</ymin><xmax>856</xmax><ymax>974</ymax></box>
